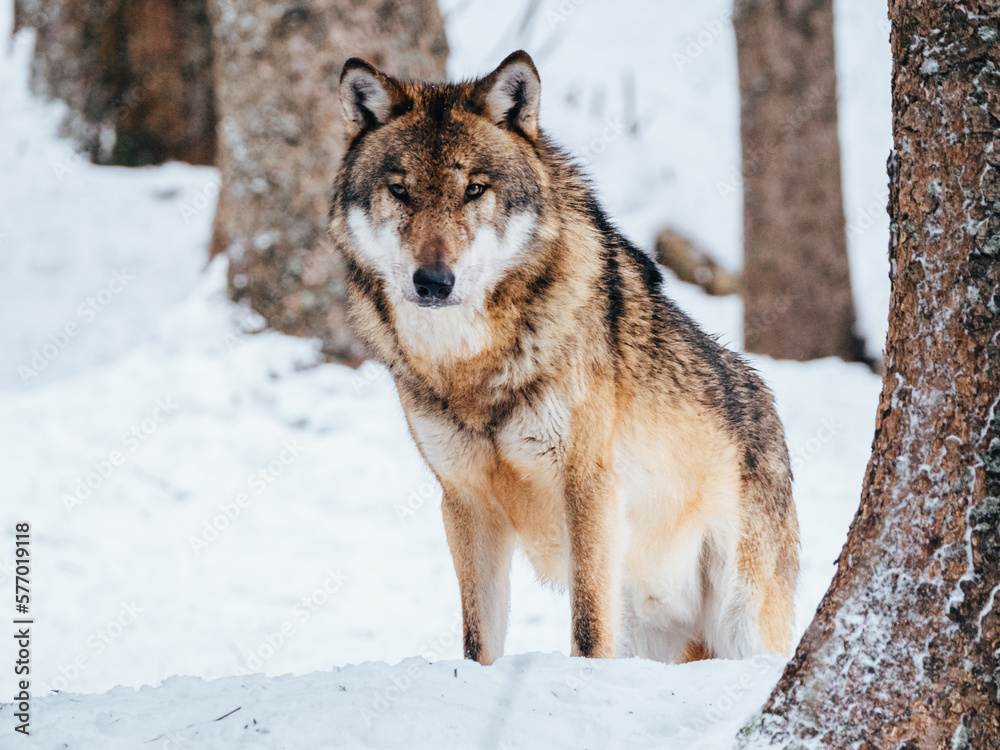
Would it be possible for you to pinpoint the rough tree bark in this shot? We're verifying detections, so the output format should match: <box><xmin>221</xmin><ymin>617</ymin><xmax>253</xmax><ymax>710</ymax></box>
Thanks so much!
<box><xmin>734</xmin><ymin>0</ymin><xmax>867</xmax><ymax>362</ymax></box>
<box><xmin>207</xmin><ymin>0</ymin><xmax>448</xmax><ymax>362</ymax></box>
<box><xmin>738</xmin><ymin>2</ymin><xmax>1000</xmax><ymax>747</ymax></box>
<box><xmin>14</xmin><ymin>0</ymin><xmax>216</xmax><ymax>166</ymax></box>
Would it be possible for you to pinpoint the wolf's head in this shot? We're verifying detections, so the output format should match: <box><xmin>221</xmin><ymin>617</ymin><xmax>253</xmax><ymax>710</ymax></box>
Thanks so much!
<box><xmin>332</xmin><ymin>51</ymin><xmax>546</xmax><ymax>315</ymax></box>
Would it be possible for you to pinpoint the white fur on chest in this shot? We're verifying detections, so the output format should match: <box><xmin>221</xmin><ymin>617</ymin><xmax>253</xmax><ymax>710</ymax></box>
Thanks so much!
<box><xmin>495</xmin><ymin>392</ymin><xmax>570</xmax><ymax>481</ymax></box>
<box><xmin>407</xmin><ymin>393</ymin><xmax>569</xmax><ymax>488</ymax></box>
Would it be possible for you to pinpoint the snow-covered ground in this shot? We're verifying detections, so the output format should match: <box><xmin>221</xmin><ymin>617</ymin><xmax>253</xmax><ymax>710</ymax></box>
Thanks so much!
<box><xmin>0</xmin><ymin>0</ymin><xmax>890</xmax><ymax>747</ymax></box>
<box><xmin>22</xmin><ymin>654</ymin><xmax>789</xmax><ymax>749</ymax></box>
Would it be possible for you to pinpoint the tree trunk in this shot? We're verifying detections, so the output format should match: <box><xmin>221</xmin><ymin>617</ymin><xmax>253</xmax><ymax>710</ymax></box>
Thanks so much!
<box><xmin>734</xmin><ymin>0</ymin><xmax>866</xmax><ymax>363</ymax></box>
<box><xmin>14</xmin><ymin>0</ymin><xmax>215</xmax><ymax>166</ymax></box>
<box><xmin>738</xmin><ymin>1</ymin><xmax>1000</xmax><ymax>747</ymax></box>
<box><xmin>207</xmin><ymin>0</ymin><xmax>448</xmax><ymax>362</ymax></box>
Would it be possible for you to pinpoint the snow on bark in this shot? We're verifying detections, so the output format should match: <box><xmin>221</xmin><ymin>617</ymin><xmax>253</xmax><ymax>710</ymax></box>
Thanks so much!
<box><xmin>738</xmin><ymin>1</ymin><xmax>1000</xmax><ymax>747</ymax></box>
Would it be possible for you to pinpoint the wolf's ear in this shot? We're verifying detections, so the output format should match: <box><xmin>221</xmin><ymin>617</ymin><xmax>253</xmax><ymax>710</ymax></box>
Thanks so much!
<box><xmin>475</xmin><ymin>50</ymin><xmax>541</xmax><ymax>139</ymax></box>
<box><xmin>339</xmin><ymin>59</ymin><xmax>407</xmax><ymax>139</ymax></box>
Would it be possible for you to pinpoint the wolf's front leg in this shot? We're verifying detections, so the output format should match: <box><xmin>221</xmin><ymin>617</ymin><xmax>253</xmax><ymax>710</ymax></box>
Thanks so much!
<box><xmin>565</xmin><ymin>461</ymin><xmax>620</xmax><ymax>659</ymax></box>
<box><xmin>441</xmin><ymin>488</ymin><xmax>515</xmax><ymax>665</ymax></box>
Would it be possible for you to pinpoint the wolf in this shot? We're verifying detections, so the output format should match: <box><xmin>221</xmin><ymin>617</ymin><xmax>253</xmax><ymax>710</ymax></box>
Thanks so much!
<box><xmin>329</xmin><ymin>50</ymin><xmax>799</xmax><ymax>665</ymax></box>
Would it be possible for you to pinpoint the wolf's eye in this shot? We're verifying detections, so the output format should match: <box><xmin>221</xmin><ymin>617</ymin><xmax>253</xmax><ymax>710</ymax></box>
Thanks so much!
<box><xmin>465</xmin><ymin>183</ymin><xmax>487</xmax><ymax>201</ymax></box>
<box><xmin>388</xmin><ymin>183</ymin><xmax>409</xmax><ymax>202</ymax></box>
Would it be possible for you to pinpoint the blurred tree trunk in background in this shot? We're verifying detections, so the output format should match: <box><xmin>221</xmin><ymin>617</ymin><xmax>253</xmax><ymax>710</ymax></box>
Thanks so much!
<box><xmin>14</xmin><ymin>0</ymin><xmax>216</xmax><ymax>166</ymax></box>
<box><xmin>15</xmin><ymin>0</ymin><xmax>449</xmax><ymax>360</ymax></box>
<box><xmin>207</xmin><ymin>0</ymin><xmax>448</xmax><ymax>362</ymax></box>
<box><xmin>738</xmin><ymin>1</ymin><xmax>1000</xmax><ymax>747</ymax></box>
<box><xmin>733</xmin><ymin>0</ymin><xmax>867</xmax><ymax>363</ymax></box>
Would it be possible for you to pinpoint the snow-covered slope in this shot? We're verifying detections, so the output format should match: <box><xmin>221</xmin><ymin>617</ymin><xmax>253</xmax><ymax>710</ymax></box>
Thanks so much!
<box><xmin>0</xmin><ymin>0</ymin><xmax>891</xmax><ymax>747</ymax></box>
<box><xmin>15</xmin><ymin>654</ymin><xmax>786</xmax><ymax>749</ymax></box>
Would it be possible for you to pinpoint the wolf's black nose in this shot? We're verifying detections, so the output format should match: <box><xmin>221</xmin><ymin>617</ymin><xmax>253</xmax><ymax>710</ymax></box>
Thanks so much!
<box><xmin>413</xmin><ymin>265</ymin><xmax>455</xmax><ymax>301</ymax></box>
